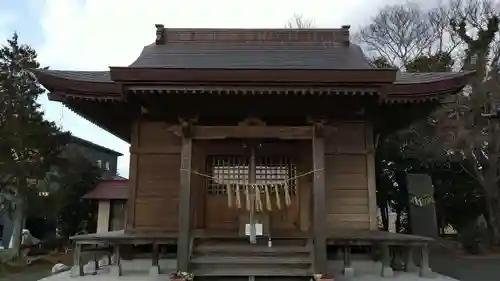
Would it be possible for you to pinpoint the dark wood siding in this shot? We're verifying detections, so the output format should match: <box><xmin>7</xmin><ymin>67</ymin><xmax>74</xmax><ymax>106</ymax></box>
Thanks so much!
<box><xmin>127</xmin><ymin>121</ymin><xmax>181</xmax><ymax>232</ymax></box>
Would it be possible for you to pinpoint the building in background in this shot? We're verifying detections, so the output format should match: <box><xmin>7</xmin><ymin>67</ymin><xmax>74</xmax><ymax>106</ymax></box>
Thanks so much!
<box><xmin>0</xmin><ymin>136</ymin><xmax>124</xmax><ymax>248</ymax></box>
<box><xmin>68</xmin><ymin>136</ymin><xmax>123</xmax><ymax>180</ymax></box>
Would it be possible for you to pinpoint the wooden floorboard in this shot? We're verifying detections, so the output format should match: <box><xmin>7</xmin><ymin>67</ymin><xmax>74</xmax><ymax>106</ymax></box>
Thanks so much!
<box><xmin>70</xmin><ymin>229</ymin><xmax>432</xmax><ymax>245</ymax></box>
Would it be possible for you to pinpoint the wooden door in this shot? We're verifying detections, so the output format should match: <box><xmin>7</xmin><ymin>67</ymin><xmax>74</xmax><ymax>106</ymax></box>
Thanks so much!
<box><xmin>203</xmin><ymin>150</ymin><xmax>300</xmax><ymax>235</ymax></box>
<box><xmin>256</xmin><ymin>156</ymin><xmax>299</xmax><ymax>234</ymax></box>
<box><xmin>204</xmin><ymin>156</ymin><xmax>248</xmax><ymax>231</ymax></box>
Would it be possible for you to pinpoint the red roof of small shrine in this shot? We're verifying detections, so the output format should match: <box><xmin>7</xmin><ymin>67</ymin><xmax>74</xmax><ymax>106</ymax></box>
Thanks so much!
<box><xmin>83</xmin><ymin>178</ymin><xmax>128</xmax><ymax>200</ymax></box>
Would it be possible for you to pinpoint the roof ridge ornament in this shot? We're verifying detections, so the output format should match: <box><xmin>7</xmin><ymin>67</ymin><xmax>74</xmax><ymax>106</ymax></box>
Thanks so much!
<box><xmin>341</xmin><ymin>25</ymin><xmax>350</xmax><ymax>46</ymax></box>
<box><xmin>155</xmin><ymin>24</ymin><xmax>165</xmax><ymax>45</ymax></box>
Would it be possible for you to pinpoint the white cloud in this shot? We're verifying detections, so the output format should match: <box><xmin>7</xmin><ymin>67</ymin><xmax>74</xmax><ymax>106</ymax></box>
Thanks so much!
<box><xmin>37</xmin><ymin>0</ymin><xmax>440</xmax><ymax>177</ymax></box>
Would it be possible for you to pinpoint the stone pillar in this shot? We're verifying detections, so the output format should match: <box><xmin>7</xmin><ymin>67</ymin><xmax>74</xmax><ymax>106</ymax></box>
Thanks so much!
<box><xmin>406</xmin><ymin>174</ymin><xmax>438</xmax><ymax>238</ymax></box>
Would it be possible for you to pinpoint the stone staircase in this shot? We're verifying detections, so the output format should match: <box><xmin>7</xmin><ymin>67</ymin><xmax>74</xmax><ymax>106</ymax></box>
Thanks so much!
<box><xmin>190</xmin><ymin>236</ymin><xmax>313</xmax><ymax>277</ymax></box>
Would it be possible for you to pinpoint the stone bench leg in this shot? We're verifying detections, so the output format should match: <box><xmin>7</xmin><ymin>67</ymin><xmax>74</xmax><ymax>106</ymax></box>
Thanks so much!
<box><xmin>70</xmin><ymin>244</ymin><xmax>84</xmax><ymax>278</ymax></box>
<box><xmin>342</xmin><ymin>246</ymin><xmax>355</xmax><ymax>278</ymax></box>
<box><xmin>380</xmin><ymin>244</ymin><xmax>394</xmax><ymax>278</ymax></box>
<box><xmin>110</xmin><ymin>244</ymin><xmax>122</xmax><ymax>276</ymax></box>
<box><xmin>90</xmin><ymin>252</ymin><xmax>100</xmax><ymax>275</ymax></box>
<box><xmin>404</xmin><ymin>246</ymin><xmax>418</xmax><ymax>272</ymax></box>
<box><xmin>149</xmin><ymin>242</ymin><xmax>161</xmax><ymax>276</ymax></box>
<box><xmin>419</xmin><ymin>244</ymin><xmax>436</xmax><ymax>278</ymax></box>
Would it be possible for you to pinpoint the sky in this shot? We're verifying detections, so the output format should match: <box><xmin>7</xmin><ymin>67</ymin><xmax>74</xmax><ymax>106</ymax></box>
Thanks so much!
<box><xmin>0</xmin><ymin>0</ymin><xmax>440</xmax><ymax>177</ymax></box>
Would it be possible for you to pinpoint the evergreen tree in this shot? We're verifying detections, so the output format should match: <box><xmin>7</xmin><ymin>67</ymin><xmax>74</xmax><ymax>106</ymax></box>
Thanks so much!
<box><xmin>0</xmin><ymin>33</ymin><xmax>70</xmax><ymax>259</ymax></box>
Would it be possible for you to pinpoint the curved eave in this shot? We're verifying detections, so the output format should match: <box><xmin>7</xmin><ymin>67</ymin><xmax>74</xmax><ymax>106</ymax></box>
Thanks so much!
<box><xmin>382</xmin><ymin>71</ymin><xmax>474</xmax><ymax>104</ymax></box>
<box><xmin>109</xmin><ymin>67</ymin><xmax>398</xmax><ymax>85</ymax></box>
<box><xmin>31</xmin><ymin>69</ymin><xmax>122</xmax><ymax>101</ymax></box>
<box><xmin>62</xmin><ymin>99</ymin><xmax>132</xmax><ymax>143</ymax></box>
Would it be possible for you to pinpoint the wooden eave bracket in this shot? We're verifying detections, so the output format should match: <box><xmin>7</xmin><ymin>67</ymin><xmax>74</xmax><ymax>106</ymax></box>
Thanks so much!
<box><xmin>172</xmin><ymin>117</ymin><xmax>198</xmax><ymax>138</ymax></box>
<box><xmin>307</xmin><ymin>116</ymin><xmax>329</xmax><ymax>138</ymax></box>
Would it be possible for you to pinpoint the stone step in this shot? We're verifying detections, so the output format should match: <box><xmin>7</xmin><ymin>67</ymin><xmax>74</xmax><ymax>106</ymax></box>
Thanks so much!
<box><xmin>195</xmin><ymin>237</ymin><xmax>309</xmax><ymax>247</ymax></box>
<box><xmin>191</xmin><ymin>255</ymin><xmax>312</xmax><ymax>265</ymax></box>
<box><xmin>193</xmin><ymin>265</ymin><xmax>312</xmax><ymax>277</ymax></box>
<box><xmin>194</xmin><ymin>244</ymin><xmax>311</xmax><ymax>255</ymax></box>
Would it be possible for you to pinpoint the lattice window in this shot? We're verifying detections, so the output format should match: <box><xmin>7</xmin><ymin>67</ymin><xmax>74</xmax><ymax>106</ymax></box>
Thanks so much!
<box><xmin>206</xmin><ymin>156</ymin><xmax>296</xmax><ymax>196</ymax></box>
<box><xmin>206</xmin><ymin>156</ymin><xmax>249</xmax><ymax>195</ymax></box>
<box><xmin>256</xmin><ymin>157</ymin><xmax>297</xmax><ymax>195</ymax></box>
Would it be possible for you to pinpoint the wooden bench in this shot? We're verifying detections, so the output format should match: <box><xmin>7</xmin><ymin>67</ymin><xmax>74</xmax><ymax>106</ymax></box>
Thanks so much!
<box><xmin>327</xmin><ymin>230</ymin><xmax>435</xmax><ymax>278</ymax></box>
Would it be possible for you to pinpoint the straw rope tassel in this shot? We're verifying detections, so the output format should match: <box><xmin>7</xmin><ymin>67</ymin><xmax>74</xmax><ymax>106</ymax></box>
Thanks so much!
<box><xmin>255</xmin><ymin>185</ymin><xmax>263</xmax><ymax>212</ymax></box>
<box><xmin>273</xmin><ymin>184</ymin><xmax>282</xmax><ymax>210</ymax></box>
<box><xmin>244</xmin><ymin>184</ymin><xmax>251</xmax><ymax>211</ymax></box>
<box><xmin>264</xmin><ymin>184</ymin><xmax>272</xmax><ymax>211</ymax></box>
<box><xmin>179</xmin><ymin>168</ymin><xmax>324</xmax><ymax>209</ymax></box>
<box><xmin>253</xmin><ymin>185</ymin><xmax>259</xmax><ymax>212</ymax></box>
<box><xmin>226</xmin><ymin>183</ymin><xmax>233</xmax><ymax>208</ymax></box>
<box><xmin>235</xmin><ymin>183</ymin><xmax>242</xmax><ymax>209</ymax></box>
<box><xmin>284</xmin><ymin>180</ymin><xmax>292</xmax><ymax>206</ymax></box>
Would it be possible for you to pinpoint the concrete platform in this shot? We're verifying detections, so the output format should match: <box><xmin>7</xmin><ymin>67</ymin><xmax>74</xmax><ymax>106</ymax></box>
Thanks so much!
<box><xmin>39</xmin><ymin>258</ymin><xmax>459</xmax><ymax>281</ymax></box>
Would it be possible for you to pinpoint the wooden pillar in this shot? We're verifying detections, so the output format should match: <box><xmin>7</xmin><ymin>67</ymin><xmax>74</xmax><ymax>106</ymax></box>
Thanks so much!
<box><xmin>365</xmin><ymin>123</ymin><xmax>378</xmax><ymax>230</ymax></box>
<box><xmin>312</xmin><ymin>123</ymin><xmax>327</xmax><ymax>273</ymax></box>
<box><xmin>177</xmin><ymin>121</ymin><xmax>193</xmax><ymax>272</ymax></box>
<box><xmin>126</xmin><ymin>121</ymin><xmax>140</xmax><ymax>232</ymax></box>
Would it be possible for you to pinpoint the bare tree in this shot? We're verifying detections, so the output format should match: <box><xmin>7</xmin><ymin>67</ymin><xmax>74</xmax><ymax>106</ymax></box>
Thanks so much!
<box><xmin>285</xmin><ymin>13</ymin><xmax>315</xmax><ymax>28</ymax></box>
<box><xmin>359</xmin><ymin>0</ymin><xmax>500</xmax><ymax>243</ymax></box>
<box><xmin>355</xmin><ymin>2</ymin><xmax>463</xmax><ymax>69</ymax></box>
<box><xmin>445</xmin><ymin>0</ymin><xmax>500</xmax><ymax>243</ymax></box>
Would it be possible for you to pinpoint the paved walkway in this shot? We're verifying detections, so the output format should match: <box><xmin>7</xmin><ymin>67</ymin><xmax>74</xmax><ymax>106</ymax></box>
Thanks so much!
<box><xmin>4</xmin><ymin>254</ymin><xmax>500</xmax><ymax>281</ymax></box>
<box><xmin>431</xmin><ymin>254</ymin><xmax>500</xmax><ymax>281</ymax></box>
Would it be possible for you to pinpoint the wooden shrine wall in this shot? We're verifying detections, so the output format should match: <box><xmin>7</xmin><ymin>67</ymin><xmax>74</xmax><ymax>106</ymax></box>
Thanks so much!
<box><xmin>125</xmin><ymin>120</ymin><xmax>378</xmax><ymax>233</ymax></box>
<box><xmin>127</xmin><ymin>121</ymin><xmax>181</xmax><ymax>232</ymax></box>
<box><xmin>323</xmin><ymin>122</ymin><xmax>377</xmax><ymax>231</ymax></box>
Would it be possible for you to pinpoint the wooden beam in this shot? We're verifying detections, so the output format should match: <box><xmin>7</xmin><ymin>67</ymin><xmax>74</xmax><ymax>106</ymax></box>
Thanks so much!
<box><xmin>312</xmin><ymin>124</ymin><xmax>327</xmax><ymax>273</ymax></box>
<box><xmin>169</xmin><ymin>125</ymin><xmax>314</xmax><ymax>139</ymax></box>
<box><xmin>177</xmin><ymin>136</ymin><xmax>193</xmax><ymax>272</ymax></box>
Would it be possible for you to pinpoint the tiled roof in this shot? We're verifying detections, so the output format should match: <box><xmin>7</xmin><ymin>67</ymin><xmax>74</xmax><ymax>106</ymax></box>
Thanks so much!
<box><xmin>36</xmin><ymin>70</ymin><xmax>111</xmax><ymax>83</ymax></box>
<box><xmin>34</xmin><ymin>69</ymin><xmax>470</xmax><ymax>85</ymax></box>
<box><xmin>395</xmin><ymin>72</ymin><xmax>471</xmax><ymax>84</ymax></box>
<box><xmin>128</xmin><ymin>41</ymin><xmax>374</xmax><ymax>69</ymax></box>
